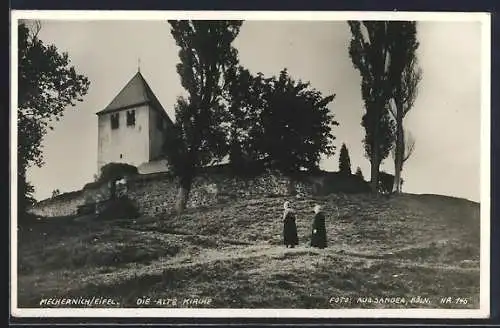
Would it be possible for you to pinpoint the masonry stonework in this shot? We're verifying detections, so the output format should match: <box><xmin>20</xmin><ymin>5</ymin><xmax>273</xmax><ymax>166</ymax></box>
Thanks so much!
<box><xmin>121</xmin><ymin>171</ymin><xmax>297</xmax><ymax>216</ymax></box>
<box><xmin>28</xmin><ymin>171</ymin><xmax>314</xmax><ymax>218</ymax></box>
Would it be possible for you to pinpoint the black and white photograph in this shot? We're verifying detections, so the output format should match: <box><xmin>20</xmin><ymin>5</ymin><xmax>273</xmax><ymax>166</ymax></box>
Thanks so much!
<box><xmin>10</xmin><ymin>11</ymin><xmax>490</xmax><ymax>318</ymax></box>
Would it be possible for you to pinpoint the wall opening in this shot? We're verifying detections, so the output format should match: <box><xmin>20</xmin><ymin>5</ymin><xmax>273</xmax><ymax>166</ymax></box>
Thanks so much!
<box><xmin>127</xmin><ymin>110</ymin><xmax>136</xmax><ymax>126</ymax></box>
<box><xmin>111</xmin><ymin>113</ymin><xmax>120</xmax><ymax>129</ymax></box>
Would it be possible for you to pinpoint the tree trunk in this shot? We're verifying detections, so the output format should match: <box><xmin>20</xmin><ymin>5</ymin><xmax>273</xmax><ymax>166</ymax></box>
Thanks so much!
<box><xmin>370</xmin><ymin>109</ymin><xmax>381</xmax><ymax>193</ymax></box>
<box><xmin>370</xmin><ymin>155</ymin><xmax>381</xmax><ymax>193</ymax></box>
<box><xmin>392</xmin><ymin>100</ymin><xmax>404</xmax><ymax>193</ymax></box>
<box><xmin>175</xmin><ymin>186</ymin><xmax>189</xmax><ymax>214</ymax></box>
<box><xmin>392</xmin><ymin>128</ymin><xmax>404</xmax><ymax>193</ymax></box>
<box><xmin>18</xmin><ymin>173</ymin><xmax>29</xmax><ymax>216</ymax></box>
<box><xmin>175</xmin><ymin>175</ymin><xmax>192</xmax><ymax>214</ymax></box>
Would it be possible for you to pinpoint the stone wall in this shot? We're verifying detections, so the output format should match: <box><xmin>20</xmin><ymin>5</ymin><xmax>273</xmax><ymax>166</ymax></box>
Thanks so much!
<box><xmin>190</xmin><ymin>172</ymin><xmax>290</xmax><ymax>202</ymax></box>
<box><xmin>123</xmin><ymin>172</ymin><xmax>178</xmax><ymax>216</ymax></box>
<box><xmin>28</xmin><ymin>191</ymin><xmax>86</xmax><ymax>217</ymax></box>
<box><xmin>116</xmin><ymin>171</ymin><xmax>293</xmax><ymax>217</ymax></box>
<box><xmin>27</xmin><ymin>170</ymin><xmax>369</xmax><ymax>218</ymax></box>
<box><xmin>28</xmin><ymin>181</ymin><xmax>113</xmax><ymax>217</ymax></box>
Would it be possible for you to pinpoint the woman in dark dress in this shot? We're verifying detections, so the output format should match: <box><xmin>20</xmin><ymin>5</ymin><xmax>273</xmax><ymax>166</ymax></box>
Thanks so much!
<box><xmin>282</xmin><ymin>201</ymin><xmax>299</xmax><ymax>248</ymax></box>
<box><xmin>310</xmin><ymin>204</ymin><xmax>327</xmax><ymax>249</ymax></box>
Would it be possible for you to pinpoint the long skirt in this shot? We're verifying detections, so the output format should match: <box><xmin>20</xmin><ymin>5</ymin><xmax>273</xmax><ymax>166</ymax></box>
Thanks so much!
<box><xmin>310</xmin><ymin>225</ymin><xmax>327</xmax><ymax>249</ymax></box>
<box><xmin>283</xmin><ymin>217</ymin><xmax>299</xmax><ymax>247</ymax></box>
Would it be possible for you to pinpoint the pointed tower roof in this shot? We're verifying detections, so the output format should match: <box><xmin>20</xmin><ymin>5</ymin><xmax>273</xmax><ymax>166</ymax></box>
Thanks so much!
<box><xmin>96</xmin><ymin>71</ymin><xmax>173</xmax><ymax>125</ymax></box>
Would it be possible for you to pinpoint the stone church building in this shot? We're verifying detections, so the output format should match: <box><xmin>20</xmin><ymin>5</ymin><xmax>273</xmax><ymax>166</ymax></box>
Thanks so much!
<box><xmin>96</xmin><ymin>70</ymin><xmax>173</xmax><ymax>175</ymax></box>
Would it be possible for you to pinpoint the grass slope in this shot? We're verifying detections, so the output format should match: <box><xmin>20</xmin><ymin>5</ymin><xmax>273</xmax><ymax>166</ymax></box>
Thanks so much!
<box><xmin>17</xmin><ymin>193</ymin><xmax>480</xmax><ymax>309</ymax></box>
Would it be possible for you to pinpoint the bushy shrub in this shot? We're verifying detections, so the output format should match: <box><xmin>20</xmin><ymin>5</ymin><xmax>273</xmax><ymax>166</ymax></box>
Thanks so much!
<box><xmin>291</xmin><ymin>171</ymin><xmax>370</xmax><ymax>195</ymax></box>
<box><xmin>98</xmin><ymin>163</ymin><xmax>138</xmax><ymax>183</ymax></box>
<box><xmin>378</xmin><ymin>171</ymin><xmax>404</xmax><ymax>194</ymax></box>
<box><xmin>97</xmin><ymin>196</ymin><xmax>139</xmax><ymax>221</ymax></box>
<box><xmin>17</xmin><ymin>211</ymin><xmax>40</xmax><ymax>228</ymax></box>
<box><xmin>77</xmin><ymin>203</ymin><xmax>95</xmax><ymax>216</ymax></box>
<box><xmin>321</xmin><ymin>172</ymin><xmax>371</xmax><ymax>194</ymax></box>
<box><xmin>355</xmin><ymin>167</ymin><xmax>364</xmax><ymax>180</ymax></box>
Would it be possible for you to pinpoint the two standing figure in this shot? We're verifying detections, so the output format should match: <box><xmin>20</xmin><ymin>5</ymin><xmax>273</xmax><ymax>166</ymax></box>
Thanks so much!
<box><xmin>282</xmin><ymin>202</ymin><xmax>327</xmax><ymax>249</ymax></box>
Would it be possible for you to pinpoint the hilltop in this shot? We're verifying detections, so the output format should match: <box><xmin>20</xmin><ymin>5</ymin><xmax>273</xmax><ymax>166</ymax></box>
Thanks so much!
<box><xmin>17</xmin><ymin>192</ymin><xmax>480</xmax><ymax>309</ymax></box>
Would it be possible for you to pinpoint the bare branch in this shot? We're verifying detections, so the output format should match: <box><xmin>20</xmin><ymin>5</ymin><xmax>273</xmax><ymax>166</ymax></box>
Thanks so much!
<box><xmin>402</xmin><ymin>56</ymin><xmax>422</xmax><ymax>116</ymax></box>
<box><xmin>403</xmin><ymin>131</ymin><xmax>416</xmax><ymax>163</ymax></box>
<box><xmin>387</xmin><ymin>97</ymin><xmax>397</xmax><ymax>119</ymax></box>
<box><xmin>20</xmin><ymin>19</ymin><xmax>42</xmax><ymax>42</ymax></box>
<box><xmin>33</xmin><ymin>20</ymin><xmax>41</xmax><ymax>39</ymax></box>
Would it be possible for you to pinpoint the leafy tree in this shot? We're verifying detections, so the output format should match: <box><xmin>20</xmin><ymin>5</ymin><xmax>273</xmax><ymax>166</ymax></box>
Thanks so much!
<box><xmin>386</xmin><ymin>22</ymin><xmax>421</xmax><ymax>192</ymax></box>
<box><xmin>17</xmin><ymin>21</ymin><xmax>90</xmax><ymax>214</ymax></box>
<box><xmin>355</xmin><ymin>166</ymin><xmax>364</xmax><ymax>180</ymax></box>
<box><xmin>166</xmin><ymin>20</ymin><xmax>243</xmax><ymax>213</ymax></box>
<box><xmin>18</xmin><ymin>176</ymin><xmax>36</xmax><ymax>211</ymax></box>
<box><xmin>362</xmin><ymin>108</ymin><xmax>396</xmax><ymax>167</ymax></box>
<box><xmin>348</xmin><ymin>21</ymin><xmax>396</xmax><ymax>192</ymax></box>
<box><xmin>223</xmin><ymin>66</ymin><xmax>266</xmax><ymax>175</ymax></box>
<box><xmin>338</xmin><ymin>143</ymin><xmax>352</xmax><ymax>175</ymax></box>
<box><xmin>258</xmin><ymin>69</ymin><xmax>338</xmax><ymax>176</ymax></box>
<box><xmin>51</xmin><ymin>189</ymin><xmax>60</xmax><ymax>198</ymax></box>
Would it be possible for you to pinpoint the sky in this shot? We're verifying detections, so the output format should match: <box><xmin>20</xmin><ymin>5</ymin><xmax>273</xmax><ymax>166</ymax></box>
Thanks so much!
<box><xmin>20</xmin><ymin>18</ymin><xmax>484</xmax><ymax>202</ymax></box>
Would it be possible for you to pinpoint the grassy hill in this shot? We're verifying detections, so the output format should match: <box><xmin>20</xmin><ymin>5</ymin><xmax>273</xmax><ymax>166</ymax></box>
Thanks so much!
<box><xmin>17</xmin><ymin>192</ymin><xmax>480</xmax><ymax>309</ymax></box>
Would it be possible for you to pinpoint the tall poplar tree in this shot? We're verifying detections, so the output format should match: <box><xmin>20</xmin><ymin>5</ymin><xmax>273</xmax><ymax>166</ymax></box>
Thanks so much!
<box><xmin>165</xmin><ymin>20</ymin><xmax>243</xmax><ymax>213</ymax></box>
<box><xmin>386</xmin><ymin>22</ymin><xmax>421</xmax><ymax>192</ymax></box>
<box><xmin>348</xmin><ymin>21</ymin><xmax>395</xmax><ymax>192</ymax></box>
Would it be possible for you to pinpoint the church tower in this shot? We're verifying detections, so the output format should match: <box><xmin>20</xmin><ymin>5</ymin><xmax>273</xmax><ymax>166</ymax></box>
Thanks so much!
<box><xmin>96</xmin><ymin>71</ymin><xmax>173</xmax><ymax>175</ymax></box>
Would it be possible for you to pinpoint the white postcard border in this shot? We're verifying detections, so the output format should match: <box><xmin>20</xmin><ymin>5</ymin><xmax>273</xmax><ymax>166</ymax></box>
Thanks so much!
<box><xmin>9</xmin><ymin>10</ymin><xmax>492</xmax><ymax>319</ymax></box>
